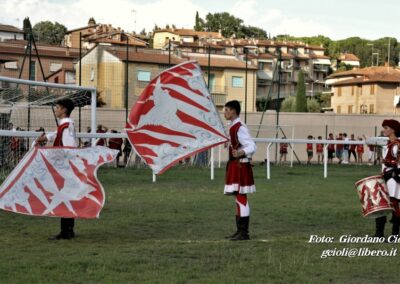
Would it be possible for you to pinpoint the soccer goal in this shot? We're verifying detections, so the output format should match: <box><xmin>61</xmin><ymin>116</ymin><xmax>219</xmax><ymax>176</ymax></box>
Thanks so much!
<box><xmin>0</xmin><ymin>76</ymin><xmax>98</xmax><ymax>177</ymax></box>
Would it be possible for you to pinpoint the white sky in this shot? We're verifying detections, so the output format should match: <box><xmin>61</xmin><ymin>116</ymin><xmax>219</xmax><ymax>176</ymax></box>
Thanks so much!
<box><xmin>0</xmin><ymin>0</ymin><xmax>398</xmax><ymax>40</ymax></box>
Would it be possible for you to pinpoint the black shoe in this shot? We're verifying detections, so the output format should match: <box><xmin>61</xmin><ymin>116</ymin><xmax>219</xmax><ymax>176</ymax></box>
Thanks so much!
<box><xmin>391</xmin><ymin>216</ymin><xmax>400</xmax><ymax>236</ymax></box>
<box><xmin>373</xmin><ymin>216</ymin><xmax>387</xmax><ymax>238</ymax></box>
<box><xmin>230</xmin><ymin>216</ymin><xmax>250</xmax><ymax>241</ymax></box>
<box><xmin>225</xmin><ymin>216</ymin><xmax>240</xmax><ymax>239</ymax></box>
<box><xmin>48</xmin><ymin>232</ymin><xmax>72</xmax><ymax>240</ymax></box>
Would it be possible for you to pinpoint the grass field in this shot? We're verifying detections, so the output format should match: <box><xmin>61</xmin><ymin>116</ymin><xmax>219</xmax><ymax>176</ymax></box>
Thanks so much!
<box><xmin>1</xmin><ymin>164</ymin><xmax>400</xmax><ymax>283</ymax></box>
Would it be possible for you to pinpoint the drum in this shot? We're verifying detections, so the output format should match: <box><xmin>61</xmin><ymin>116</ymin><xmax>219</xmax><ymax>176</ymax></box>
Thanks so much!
<box><xmin>355</xmin><ymin>175</ymin><xmax>393</xmax><ymax>218</ymax></box>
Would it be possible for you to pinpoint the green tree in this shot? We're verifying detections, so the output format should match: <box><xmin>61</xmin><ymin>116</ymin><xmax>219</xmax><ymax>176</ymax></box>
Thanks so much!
<box><xmin>140</xmin><ymin>28</ymin><xmax>146</xmax><ymax>36</ymax></box>
<box><xmin>280</xmin><ymin>96</ymin><xmax>296</xmax><ymax>112</ymax></box>
<box><xmin>194</xmin><ymin>11</ymin><xmax>204</xmax><ymax>31</ymax></box>
<box><xmin>240</xmin><ymin>25</ymin><xmax>267</xmax><ymax>39</ymax></box>
<box><xmin>22</xmin><ymin>17</ymin><xmax>32</xmax><ymax>40</ymax></box>
<box><xmin>32</xmin><ymin>21</ymin><xmax>67</xmax><ymax>45</ymax></box>
<box><xmin>203</xmin><ymin>12</ymin><xmax>243</xmax><ymax>38</ymax></box>
<box><xmin>295</xmin><ymin>71</ymin><xmax>307</xmax><ymax>112</ymax></box>
<box><xmin>307</xmin><ymin>98</ymin><xmax>321</xmax><ymax>113</ymax></box>
<box><xmin>88</xmin><ymin>17</ymin><xmax>96</xmax><ymax>25</ymax></box>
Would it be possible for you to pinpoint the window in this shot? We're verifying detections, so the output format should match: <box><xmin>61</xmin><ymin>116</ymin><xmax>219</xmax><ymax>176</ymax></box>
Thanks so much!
<box><xmin>4</xmin><ymin>61</ymin><xmax>18</xmax><ymax>70</ymax></box>
<box><xmin>29</xmin><ymin>61</ymin><xmax>36</xmax><ymax>81</ymax></box>
<box><xmin>369</xmin><ymin>104</ymin><xmax>375</xmax><ymax>114</ymax></box>
<box><xmin>258</xmin><ymin>62</ymin><xmax>265</xmax><ymax>70</ymax></box>
<box><xmin>337</xmin><ymin>87</ymin><xmax>342</xmax><ymax>96</ymax></box>
<box><xmin>54</xmin><ymin>77</ymin><xmax>59</xmax><ymax>84</ymax></box>
<box><xmin>232</xmin><ymin>76</ymin><xmax>244</xmax><ymax>88</ymax></box>
<box><xmin>337</xmin><ymin>105</ymin><xmax>341</xmax><ymax>113</ymax></box>
<box><xmin>50</xmin><ymin>62</ymin><xmax>62</xmax><ymax>72</ymax></box>
<box><xmin>370</xmin><ymin>85</ymin><xmax>375</xmax><ymax>95</ymax></box>
<box><xmin>137</xmin><ymin>71</ymin><xmax>151</xmax><ymax>82</ymax></box>
<box><xmin>351</xmin><ymin>86</ymin><xmax>355</xmax><ymax>96</ymax></box>
<box><xmin>348</xmin><ymin>105</ymin><xmax>353</xmax><ymax>114</ymax></box>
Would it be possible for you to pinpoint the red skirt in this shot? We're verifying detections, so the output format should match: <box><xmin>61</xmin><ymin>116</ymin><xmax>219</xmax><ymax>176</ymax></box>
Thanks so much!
<box><xmin>224</xmin><ymin>160</ymin><xmax>256</xmax><ymax>195</ymax></box>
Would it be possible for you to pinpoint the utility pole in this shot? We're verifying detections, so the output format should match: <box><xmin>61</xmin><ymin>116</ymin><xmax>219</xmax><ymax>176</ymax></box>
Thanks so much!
<box><xmin>388</xmin><ymin>38</ymin><xmax>391</xmax><ymax>68</ymax></box>
<box><xmin>244</xmin><ymin>47</ymin><xmax>248</xmax><ymax>123</ymax></box>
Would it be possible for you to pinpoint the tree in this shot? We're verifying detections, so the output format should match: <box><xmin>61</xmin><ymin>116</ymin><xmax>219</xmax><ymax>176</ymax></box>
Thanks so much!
<box><xmin>240</xmin><ymin>25</ymin><xmax>267</xmax><ymax>39</ymax></box>
<box><xmin>203</xmin><ymin>12</ymin><xmax>243</xmax><ymax>38</ymax></box>
<box><xmin>140</xmin><ymin>28</ymin><xmax>146</xmax><ymax>36</ymax></box>
<box><xmin>88</xmin><ymin>17</ymin><xmax>96</xmax><ymax>25</ymax></box>
<box><xmin>32</xmin><ymin>21</ymin><xmax>67</xmax><ymax>45</ymax></box>
<box><xmin>165</xmin><ymin>24</ymin><xmax>170</xmax><ymax>29</ymax></box>
<box><xmin>22</xmin><ymin>17</ymin><xmax>32</xmax><ymax>40</ymax></box>
<box><xmin>307</xmin><ymin>98</ymin><xmax>321</xmax><ymax>113</ymax></box>
<box><xmin>194</xmin><ymin>11</ymin><xmax>204</xmax><ymax>31</ymax></box>
<box><xmin>295</xmin><ymin>71</ymin><xmax>307</xmax><ymax>112</ymax></box>
<box><xmin>280</xmin><ymin>96</ymin><xmax>296</xmax><ymax>112</ymax></box>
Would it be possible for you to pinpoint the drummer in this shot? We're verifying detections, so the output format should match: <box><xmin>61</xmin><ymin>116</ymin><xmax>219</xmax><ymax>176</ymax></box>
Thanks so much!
<box><xmin>374</xmin><ymin>119</ymin><xmax>400</xmax><ymax>238</ymax></box>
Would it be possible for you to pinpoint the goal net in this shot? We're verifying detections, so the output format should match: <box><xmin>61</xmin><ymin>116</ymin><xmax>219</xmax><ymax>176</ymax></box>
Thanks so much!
<box><xmin>0</xmin><ymin>76</ymin><xmax>97</xmax><ymax>177</ymax></box>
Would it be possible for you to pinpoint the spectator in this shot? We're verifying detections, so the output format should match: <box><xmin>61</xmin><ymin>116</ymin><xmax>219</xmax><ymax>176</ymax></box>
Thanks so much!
<box><xmin>336</xmin><ymin>133</ymin><xmax>344</xmax><ymax>164</ymax></box>
<box><xmin>96</xmin><ymin>124</ymin><xmax>108</xmax><ymax>146</ymax></box>
<box><xmin>279</xmin><ymin>137</ymin><xmax>288</xmax><ymax>164</ymax></box>
<box><xmin>316</xmin><ymin>136</ymin><xmax>324</xmax><ymax>164</ymax></box>
<box><xmin>356</xmin><ymin>137</ymin><xmax>365</xmax><ymax>164</ymax></box>
<box><xmin>123</xmin><ymin>138</ymin><xmax>132</xmax><ymax>166</ymax></box>
<box><xmin>327</xmin><ymin>133</ymin><xmax>335</xmax><ymax>164</ymax></box>
<box><xmin>342</xmin><ymin>133</ymin><xmax>349</xmax><ymax>164</ymax></box>
<box><xmin>348</xmin><ymin>134</ymin><xmax>357</xmax><ymax>163</ymax></box>
<box><xmin>367</xmin><ymin>144</ymin><xmax>375</xmax><ymax>166</ymax></box>
<box><xmin>82</xmin><ymin>126</ymin><xmax>91</xmax><ymax>147</ymax></box>
<box><xmin>306</xmin><ymin>135</ymin><xmax>313</xmax><ymax>165</ymax></box>
<box><xmin>108</xmin><ymin>130</ymin><xmax>123</xmax><ymax>167</ymax></box>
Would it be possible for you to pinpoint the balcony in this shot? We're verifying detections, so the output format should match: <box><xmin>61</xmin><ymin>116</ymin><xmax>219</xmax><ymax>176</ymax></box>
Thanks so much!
<box><xmin>313</xmin><ymin>64</ymin><xmax>330</xmax><ymax>73</ymax></box>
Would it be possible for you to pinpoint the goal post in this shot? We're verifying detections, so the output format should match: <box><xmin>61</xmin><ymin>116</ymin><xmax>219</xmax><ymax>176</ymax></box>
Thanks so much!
<box><xmin>0</xmin><ymin>76</ymin><xmax>97</xmax><ymax>145</ymax></box>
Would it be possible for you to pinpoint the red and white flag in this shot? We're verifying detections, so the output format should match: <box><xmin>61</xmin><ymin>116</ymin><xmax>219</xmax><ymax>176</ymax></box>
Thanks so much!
<box><xmin>126</xmin><ymin>61</ymin><xmax>228</xmax><ymax>174</ymax></box>
<box><xmin>0</xmin><ymin>146</ymin><xmax>118</xmax><ymax>219</ymax></box>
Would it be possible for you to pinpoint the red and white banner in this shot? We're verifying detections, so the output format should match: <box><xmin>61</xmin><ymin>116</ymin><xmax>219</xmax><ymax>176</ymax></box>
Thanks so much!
<box><xmin>126</xmin><ymin>61</ymin><xmax>228</xmax><ymax>174</ymax></box>
<box><xmin>0</xmin><ymin>146</ymin><xmax>118</xmax><ymax>219</ymax></box>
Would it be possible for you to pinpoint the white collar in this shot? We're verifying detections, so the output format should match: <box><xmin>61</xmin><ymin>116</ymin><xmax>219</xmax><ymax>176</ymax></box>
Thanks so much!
<box><xmin>230</xmin><ymin>117</ymin><xmax>241</xmax><ymax>126</ymax></box>
<box><xmin>58</xmin><ymin>117</ymin><xmax>73</xmax><ymax>124</ymax></box>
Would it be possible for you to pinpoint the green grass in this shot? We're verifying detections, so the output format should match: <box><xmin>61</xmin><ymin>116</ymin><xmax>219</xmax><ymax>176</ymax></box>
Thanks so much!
<box><xmin>1</xmin><ymin>164</ymin><xmax>400</xmax><ymax>283</ymax></box>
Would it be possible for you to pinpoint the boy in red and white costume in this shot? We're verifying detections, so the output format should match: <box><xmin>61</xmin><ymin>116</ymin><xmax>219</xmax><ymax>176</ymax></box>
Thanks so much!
<box><xmin>374</xmin><ymin>119</ymin><xmax>400</xmax><ymax>238</ymax></box>
<box><xmin>224</xmin><ymin>100</ymin><xmax>256</xmax><ymax>241</ymax></box>
<box><xmin>36</xmin><ymin>98</ymin><xmax>77</xmax><ymax>240</ymax></box>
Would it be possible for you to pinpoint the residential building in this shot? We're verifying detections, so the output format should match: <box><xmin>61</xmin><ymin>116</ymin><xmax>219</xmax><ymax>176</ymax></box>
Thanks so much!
<box><xmin>327</xmin><ymin>66</ymin><xmax>400</xmax><ymax>114</ymax></box>
<box><xmin>64</xmin><ymin>22</ymin><xmax>147</xmax><ymax>49</ymax></box>
<box><xmin>0</xmin><ymin>40</ymin><xmax>79</xmax><ymax>85</ymax></box>
<box><xmin>153</xmin><ymin>28</ymin><xmax>224</xmax><ymax>49</ymax></box>
<box><xmin>0</xmin><ymin>24</ymin><xmax>24</xmax><ymax>42</ymax></box>
<box><xmin>77</xmin><ymin>45</ymin><xmax>257</xmax><ymax>110</ymax></box>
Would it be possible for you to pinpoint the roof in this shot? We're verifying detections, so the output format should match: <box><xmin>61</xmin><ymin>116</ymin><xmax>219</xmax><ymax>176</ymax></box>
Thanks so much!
<box><xmin>185</xmin><ymin>54</ymin><xmax>257</xmax><ymax>70</ymax></box>
<box><xmin>154</xmin><ymin>29</ymin><xmax>223</xmax><ymax>39</ymax></box>
<box><xmin>310</xmin><ymin>54</ymin><xmax>330</xmax><ymax>60</ymax></box>
<box><xmin>0</xmin><ymin>41</ymin><xmax>80</xmax><ymax>59</ymax></box>
<box><xmin>105</xmin><ymin>48</ymin><xmax>257</xmax><ymax>70</ymax></box>
<box><xmin>0</xmin><ymin>24</ymin><xmax>23</xmax><ymax>34</ymax></box>
<box><xmin>65</xmin><ymin>24</ymin><xmax>99</xmax><ymax>34</ymax></box>
<box><xmin>108</xmin><ymin>49</ymin><xmax>185</xmax><ymax>65</ymax></box>
<box><xmin>329</xmin><ymin>67</ymin><xmax>400</xmax><ymax>86</ymax></box>
<box><xmin>338</xmin><ymin>53</ymin><xmax>360</xmax><ymax>62</ymax></box>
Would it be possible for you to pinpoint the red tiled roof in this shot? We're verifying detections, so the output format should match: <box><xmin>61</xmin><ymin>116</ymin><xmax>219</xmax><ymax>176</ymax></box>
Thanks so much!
<box><xmin>0</xmin><ymin>24</ymin><xmax>23</xmax><ymax>33</ymax></box>
<box><xmin>339</xmin><ymin>53</ymin><xmax>360</xmax><ymax>61</ymax></box>
<box><xmin>155</xmin><ymin>29</ymin><xmax>223</xmax><ymax>39</ymax></box>
<box><xmin>0</xmin><ymin>41</ymin><xmax>80</xmax><ymax>59</ymax></box>
<box><xmin>310</xmin><ymin>54</ymin><xmax>330</xmax><ymax>60</ymax></box>
<box><xmin>187</xmin><ymin>54</ymin><xmax>257</xmax><ymax>70</ymax></box>
<box><xmin>65</xmin><ymin>24</ymin><xmax>99</xmax><ymax>34</ymax></box>
<box><xmin>108</xmin><ymin>49</ymin><xmax>185</xmax><ymax>65</ymax></box>
<box><xmin>330</xmin><ymin>67</ymin><xmax>400</xmax><ymax>85</ymax></box>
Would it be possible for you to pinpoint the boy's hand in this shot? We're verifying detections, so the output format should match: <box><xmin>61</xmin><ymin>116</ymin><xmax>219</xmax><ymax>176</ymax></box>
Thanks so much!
<box><xmin>232</xmin><ymin>149</ymin><xmax>245</xmax><ymax>158</ymax></box>
<box><xmin>36</xmin><ymin>133</ymin><xmax>48</xmax><ymax>144</ymax></box>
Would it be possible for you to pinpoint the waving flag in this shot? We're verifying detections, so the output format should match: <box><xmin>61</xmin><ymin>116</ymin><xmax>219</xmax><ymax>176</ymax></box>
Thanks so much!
<box><xmin>126</xmin><ymin>61</ymin><xmax>228</xmax><ymax>174</ymax></box>
<box><xmin>0</xmin><ymin>146</ymin><xmax>118</xmax><ymax>219</ymax></box>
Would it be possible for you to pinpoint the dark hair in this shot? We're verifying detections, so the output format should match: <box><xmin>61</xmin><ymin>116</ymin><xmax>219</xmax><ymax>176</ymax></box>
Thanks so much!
<box><xmin>318</xmin><ymin>136</ymin><xmax>322</xmax><ymax>139</ymax></box>
<box><xmin>225</xmin><ymin>100</ymin><xmax>241</xmax><ymax>115</ymax></box>
<box><xmin>56</xmin><ymin>98</ymin><xmax>74</xmax><ymax>116</ymax></box>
